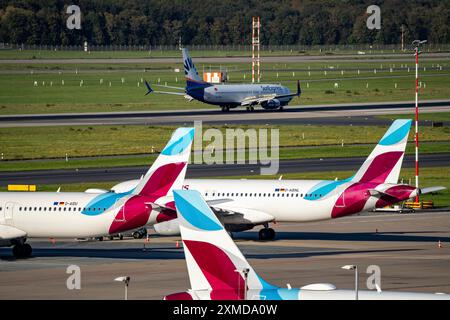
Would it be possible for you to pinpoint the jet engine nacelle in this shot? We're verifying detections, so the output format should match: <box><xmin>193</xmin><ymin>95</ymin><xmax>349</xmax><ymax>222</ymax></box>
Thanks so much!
<box><xmin>153</xmin><ymin>219</ymin><xmax>181</xmax><ymax>236</ymax></box>
<box><xmin>261</xmin><ymin>99</ymin><xmax>281</xmax><ymax>110</ymax></box>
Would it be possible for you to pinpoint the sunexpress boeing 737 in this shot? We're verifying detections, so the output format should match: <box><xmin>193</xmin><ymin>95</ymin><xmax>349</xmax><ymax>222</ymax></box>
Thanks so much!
<box><xmin>145</xmin><ymin>48</ymin><xmax>301</xmax><ymax>112</ymax></box>
<box><xmin>0</xmin><ymin>127</ymin><xmax>195</xmax><ymax>258</ymax></box>
<box><xmin>164</xmin><ymin>189</ymin><xmax>450</xmax><ymax>300</ymax></box>
<box><xmin>112</xmin><ymin>120</ymin><xmax>444</xmax><ymax>241</ymax></box>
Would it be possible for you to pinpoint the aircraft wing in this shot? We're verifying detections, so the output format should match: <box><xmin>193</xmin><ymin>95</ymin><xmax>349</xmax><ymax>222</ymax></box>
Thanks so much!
<box><xmin>0</xmin><ymin>225</ymin><xmax>27</xmax><ymax>240</ymax></box>
<box><xmin>154</xmin><ymin>84</ymin><xmax>185</xmax><ymax>91</ymax></box>
<box><xmin>144</xmin><ymin>80</ymin><xmax>186</xmax><ymax>96</ymax></box>
<box><xmin>210</xmin><ymin>204</ymin><xmax>275</xmax><ymax>225</ymax></box>
<box><xmin>240</xmin><ymin>80</ymin><xmax>301</xmax><ymax>106</ymax></box>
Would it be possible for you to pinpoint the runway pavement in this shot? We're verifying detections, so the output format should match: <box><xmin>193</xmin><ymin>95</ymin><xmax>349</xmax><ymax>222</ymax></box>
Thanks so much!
<box><xmin>1</xmin><ymin>210</ymin><xmax>449</xmax><ymax>299</ymax></box>
<box><xmin>1</xmin><ymin>153</ymin><xmax>449</xmax><ymax>185</ymax></box>
<box><xmin>1</xmin><ymin>100</ymin><xmax>449</xmax><ymax>127</ymax></box>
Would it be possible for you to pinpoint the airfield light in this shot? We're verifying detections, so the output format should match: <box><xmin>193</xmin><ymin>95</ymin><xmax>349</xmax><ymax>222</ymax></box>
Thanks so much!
<box><xmin>412</xmin><ymin>39</ymin><xmax>427</xmax><ymax>202</ymax></box>
<box><xmin>341</xmin><ymin>265</ymin><xmax>358</xmax><ymax>300</ymax></box>
<box><xmin>114</xmin><ymin>276</ymin><xmax>131</xmax><ymax>300</ymax></box>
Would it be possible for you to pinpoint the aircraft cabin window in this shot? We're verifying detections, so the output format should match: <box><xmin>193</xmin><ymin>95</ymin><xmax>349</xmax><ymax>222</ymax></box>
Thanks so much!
<box><xmin>205</xmin><ymin>193</ymin><xmax>208</xmax><ymax>196</ymax></box>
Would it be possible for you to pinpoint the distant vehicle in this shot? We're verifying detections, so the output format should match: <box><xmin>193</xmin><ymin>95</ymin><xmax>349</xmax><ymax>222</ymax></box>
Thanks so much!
<box><xmin>164</xmin><ymin>189</ymin><xmax>450</xmax><ymax>300</ymax></box>
<box><xmin>373</xmin><ymin>205</ymin><xmax>415</xmax><ymax>214</ymax></box>
<box><xmin>107</xmin><ymin>227</ymin><xmax>147</xmax><ymax>240</ymax></box>
<box><xmin>145</xmin><ymin>48</ymin><xmax>301</xmax><ymax>112</ymax></box>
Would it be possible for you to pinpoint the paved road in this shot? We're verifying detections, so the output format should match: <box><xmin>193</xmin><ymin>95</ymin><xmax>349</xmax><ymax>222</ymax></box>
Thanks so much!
<box><xmin>1</xmin><ymin>100</ymin><xmax>449</xmax><ymax>127</ymax></box>
<box><xmin>1</xmin><ymin>153</ymin><xmax>448</xmax><ymax>185</ymax></box>
<box><xmin>1</xmin><ymin>211</ymin><xmax>450</xmax><ymax>299</ymax></box>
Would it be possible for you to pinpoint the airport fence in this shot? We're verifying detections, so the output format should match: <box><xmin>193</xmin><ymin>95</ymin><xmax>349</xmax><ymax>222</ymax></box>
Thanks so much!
<box><xmin>1</xmin><ymin>43</ymin><xmax>450</xmax><ymax>53</ymax></box>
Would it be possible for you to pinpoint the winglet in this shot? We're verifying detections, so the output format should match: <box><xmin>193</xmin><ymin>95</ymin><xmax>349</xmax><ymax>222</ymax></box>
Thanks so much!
<box><xmin>144</xmin><ymin>80</ymin><xmax>153</xmax><ymax>95</ymax></box>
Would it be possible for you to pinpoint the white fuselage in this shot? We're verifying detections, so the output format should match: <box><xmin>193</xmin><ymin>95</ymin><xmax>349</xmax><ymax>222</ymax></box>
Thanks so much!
<box><xmin>0</xmin><ymin>191</ymin><xmax>156</xmax><ymax>239</ymax></box>
<box><xmin>186</xmin><ymin>179</ymin><xmax>347</xmax><ymax>222</ymax></box>
<box><xmin>202</xmin><ymin>84</ymin><xmax>292</xmax><ymax>105</ymax></box>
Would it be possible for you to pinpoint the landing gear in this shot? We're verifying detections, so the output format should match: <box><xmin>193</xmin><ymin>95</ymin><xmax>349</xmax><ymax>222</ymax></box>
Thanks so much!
<box><xmin>246</xmin><ymin>106</ymin><xmax>255</xmax><ymax>112</ymax></box>
<box><xmin>258</xmin><ymin>227</ymin><xmax>276</xmax><ymax>241</ymax></box>
<box><xmin>278</xmin><ymin>106</ymin><xmax>284</xmax><ymax>111</ymax></box>
<box><xmin>221</xmin><ymin>106</ymin><xmax>230</xmax><ymax>112</ymax></box>
<box><xmin>133</xmin><ymin>228</ymin><xmax>148</xmax><ymax>239</ymax></box>
<box><xmin>12</xmin><ymin>243</ymin><xmax>32</xmax><ymax>258</ymax></box>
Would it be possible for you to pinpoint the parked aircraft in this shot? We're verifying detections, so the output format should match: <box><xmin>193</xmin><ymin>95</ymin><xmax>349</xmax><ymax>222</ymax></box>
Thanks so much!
<box><xmin>0</xmin><ymin>127</ymin><xmax>195</xmax><ymax>258</ymax></box>
<box><xmin>145</xmin><ymin>48</ymin><xmax>301</xmax><ymax>112</ymax></box>
<box><xmin>110</xmin><ymin>119</ymin><xmax>445</xmax><ymax>240</ymax></box>
<box><xmin>164</xmin><ymin>189</ymin><xmax>450</xmax><ymax>300</ymax></box>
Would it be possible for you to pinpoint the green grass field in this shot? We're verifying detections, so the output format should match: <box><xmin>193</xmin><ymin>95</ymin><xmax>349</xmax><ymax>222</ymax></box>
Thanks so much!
<box><xmin>377</xmin><ymin>112</ymin><xmax>450</xmax><ymax>122</ymax></box>
<box><xmin>1</xmin><ymin>166</ymin><xmax>448</xmax><ymax>207</ymax></box>
<box><xmin>0</xmin><ymin>58</ymin><xmax>448</xmax><ymax>115</ymax></box>
<box><xmin>3</xmin><ymin>48</ymin><xmax>446</xmax><ymax>60</ymax></box>
<box><xmin>1</xmin><ymin>124</ymin><xmax>449</xmax><ymax>160</ymax></box>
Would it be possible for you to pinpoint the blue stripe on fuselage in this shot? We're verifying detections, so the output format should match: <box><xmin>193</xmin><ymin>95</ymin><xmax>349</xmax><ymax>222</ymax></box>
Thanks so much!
<box><xmin>81</xmin><ymin>190</ymin><xmax>133</xmax><ymax>216</ymax></box>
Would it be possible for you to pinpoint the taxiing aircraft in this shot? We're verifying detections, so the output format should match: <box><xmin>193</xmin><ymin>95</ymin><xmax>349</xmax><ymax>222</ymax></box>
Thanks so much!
<box><xmin>145</xmin><ymin>48</ymin><xmax>301</xmax><ymax>112</ymax></box>
<box><xmin>164</xmin><ymin>189</ymin><xmax>450</xmax><ymax>300</ymax></box>
<box><xmin>0</xmin><ymin>127</ymin><xmax>195</xmax><ymax>258</ymax></box>
<box><xmin>112</xmin><ymin>119</ymin><xmax>445</xmax><ymax>240</ymax></box>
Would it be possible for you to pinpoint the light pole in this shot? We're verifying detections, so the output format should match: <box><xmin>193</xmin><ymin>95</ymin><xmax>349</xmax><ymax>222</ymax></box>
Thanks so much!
<box><xmin>235</xmin><ymin>268</ymin><xmax>250</xmax><ymax>300</ymax></box>
<box><xmin>114</xmin><ymin>276</ymin><xmax>131</xmax><ymax>300</ymax></box>
<box><xmin>342</xmin><ymin>265</ymin><xmax>358</xmax><ymax>300</ymax></box>
<box><xmin>412</xmin><ymin>39</ymin><xmax>427</xmax><ymax>202</ymax></box>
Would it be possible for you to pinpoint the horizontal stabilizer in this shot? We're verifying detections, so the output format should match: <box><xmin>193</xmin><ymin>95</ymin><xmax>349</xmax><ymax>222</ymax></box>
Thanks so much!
<box><xmin>421</xmin><ymin>186</ymin><xmax>446</xmax><ymax>195</ymax></box>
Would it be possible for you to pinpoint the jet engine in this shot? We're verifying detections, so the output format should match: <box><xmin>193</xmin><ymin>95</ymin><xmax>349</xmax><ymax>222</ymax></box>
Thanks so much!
<box><xmin>261</xmin><ymin>99</ymin><xmax>281</xmax><ymax>110</ymax></box>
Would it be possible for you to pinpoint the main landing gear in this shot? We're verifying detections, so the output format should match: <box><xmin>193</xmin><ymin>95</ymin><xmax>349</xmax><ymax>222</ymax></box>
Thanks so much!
<box><xmin>258</xmin><ymin>224</ymin><xmax>276</xmax><ymax>241</ymax></box>
<box><xmin>221</xmin><ymin>105</ymin><xmax>230</xmax><ymax>112</ymax></box>
<box><xmin>12</xmin><ymin>243</ymin><xmax>32</xmax><ymax>258</ymax></box>
<box><xmin>246</xmin><ymin>106</ymin><xmax>255</xmax><ymax>112</ymax></box>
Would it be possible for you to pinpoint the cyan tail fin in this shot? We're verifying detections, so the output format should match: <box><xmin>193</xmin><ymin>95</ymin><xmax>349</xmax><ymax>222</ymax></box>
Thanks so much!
<box><xmin>174</xmin><ymin>190</ymin><xmax>271</xmax><ymax>300</ymax></box>
<box><xmin>352</xmin><ymin>119</ymin><xmax>412</xmax><ymax>184</ymax></box>
<box><xmin>132</xmin><ymin>128</ymin><xmax>194</xmax><ymax>200</ymax></box>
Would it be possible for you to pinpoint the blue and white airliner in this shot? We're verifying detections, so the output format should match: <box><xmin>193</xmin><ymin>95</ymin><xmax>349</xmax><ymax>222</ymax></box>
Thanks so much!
<box><xmin>145</xmin><ymin>48</ymin><xmax>301</xmax><ymax>112</ymax></box>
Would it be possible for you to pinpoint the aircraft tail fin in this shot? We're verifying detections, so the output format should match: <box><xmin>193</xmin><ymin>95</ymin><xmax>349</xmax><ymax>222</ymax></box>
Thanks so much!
<box><xmin>352</xmin><ymin>119</ymin><xmax>412</xmax><ymax>184</ymax></box>
<box><xmin>182</xmin><ymin>48</ymin><xmax>210</xmax><ymax>90</ymax></box>
<box><xmin>131</xmin><ymin>128</ymin><xmax>194</xmax><ymax>201</ymax></box>
<box><xmin>174</xmin><ymin>190</ymin><xmax>274</xmax><ymax>300</ymax></box>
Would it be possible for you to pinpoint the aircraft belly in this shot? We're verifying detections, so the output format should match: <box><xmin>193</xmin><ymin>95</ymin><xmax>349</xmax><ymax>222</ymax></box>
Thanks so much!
<box><xmin>14</xmin><ymin>212</ymin><xmax>113</xmax><ymax>238</ymax></box>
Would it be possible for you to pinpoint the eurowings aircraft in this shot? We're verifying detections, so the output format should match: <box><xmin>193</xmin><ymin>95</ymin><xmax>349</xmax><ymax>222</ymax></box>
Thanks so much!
<box><xmin>145</xmin><ymin>48</ymin><xmax>301</xmax><ymax>112</ymax></box>
<box><xmin>111</xmin><ymin>120</ymin><xmax>445</xmax><ymax>240</ymax></box>
<box><xmin>164</xmin><ymin>189</ymin><xmax>450</xmax><ymax>300</ymax></box>
<box><xmin>0</xmin><ymin>127</ymin><xmax>195</xmax><ymax>258</ymax></box>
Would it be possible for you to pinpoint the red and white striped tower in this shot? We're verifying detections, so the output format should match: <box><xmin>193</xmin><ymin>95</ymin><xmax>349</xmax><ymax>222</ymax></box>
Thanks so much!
<box><xmin>252</xmin><ymin>17</ymin><xmax>260</xmax><ymax>83</ymax></box>
<box><xmin>412</xmin><ymin>40</ymin><xmax>427</xmax><ymax>202</ymax></box>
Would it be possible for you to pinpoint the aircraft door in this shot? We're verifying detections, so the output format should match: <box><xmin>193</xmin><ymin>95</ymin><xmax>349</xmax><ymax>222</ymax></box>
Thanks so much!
<box><xmin>2</xmin><ymin>202</ymin><xmax>15</xmax><ymax>225</ymax></box>
<box><xmin>114</xmin><ymin>199</ymin><xmax>126</xmax><ymax>222</ymax></box>
<box><xmin>334</xmin><ymin>187</ymin><xmax>346</xmax><ymax>208</ymax></box>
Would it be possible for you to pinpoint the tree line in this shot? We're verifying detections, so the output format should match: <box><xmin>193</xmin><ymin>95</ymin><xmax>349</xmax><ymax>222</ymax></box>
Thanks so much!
<box><xmin>0</xmin><ymin>0</ymin><xmax>448</xmax><ymax>46</ymax></box>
